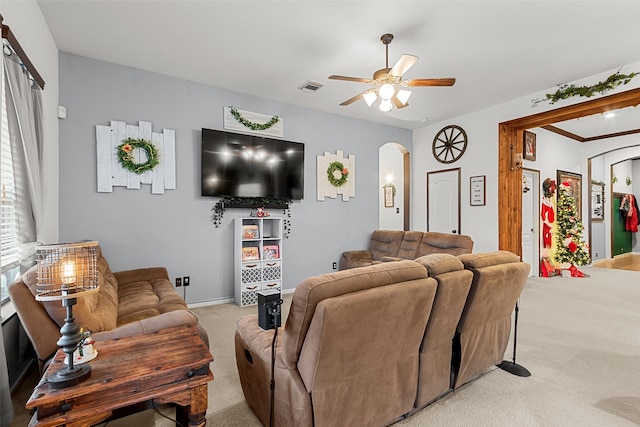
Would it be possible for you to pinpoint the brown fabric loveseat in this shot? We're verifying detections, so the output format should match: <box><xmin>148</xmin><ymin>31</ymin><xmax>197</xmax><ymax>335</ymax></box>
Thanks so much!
<box><xmin>339</xmin><ymin>230</ymin><xmax>474</xmax><ymax>270</ymax></box>
<box><xmin>9</xmin><ymin>245</ymin><xmax>207</xmax><ymax>371</ymax></box>
<box><xmin>235</xmin><ymin>260</ymin><xmax>439</xmax><ymax>427</ymax></box>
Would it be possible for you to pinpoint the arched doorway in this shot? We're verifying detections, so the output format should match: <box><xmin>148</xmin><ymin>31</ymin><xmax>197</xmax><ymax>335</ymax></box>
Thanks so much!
<box><xmin>498</xmin><ymin>88</ymin><xmax>640</xmax><ymax>256</ymax></box>
<box><xmin>379</xmin><ymin>143</ymin><xmax>410</xmax><ymax>230</ymax></box>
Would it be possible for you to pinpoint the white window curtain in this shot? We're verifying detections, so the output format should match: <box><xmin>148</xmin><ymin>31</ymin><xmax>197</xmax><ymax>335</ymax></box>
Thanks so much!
<box><xmin>3</xmin><ymin>48</ymin><xmax>43</xmax><ymax>271</ymax></box>
<box><xmin>1</xmin><ymin>45</ymin><xmax>44</xmax><ymax>426</ymax></box>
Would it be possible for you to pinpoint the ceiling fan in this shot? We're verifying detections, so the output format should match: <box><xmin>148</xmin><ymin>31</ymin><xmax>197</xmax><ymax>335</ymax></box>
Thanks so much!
<box><xmin>328</xmin><ymin>33</ymin><xmax>455</xmax><ymax>112</ymax></box>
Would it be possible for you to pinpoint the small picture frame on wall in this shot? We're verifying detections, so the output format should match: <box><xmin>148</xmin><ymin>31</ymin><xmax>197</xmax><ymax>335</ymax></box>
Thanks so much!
<box><xmin>470</xmin><ymin>175</ymin><xmax>486</xmax><ymax>206</ymax></box>
<box><xmin>591</xmin><ymin>181</ymin><xmax>605</xmax><ymax>222</ymax></box>
<box><xmin>383</xmin><ymin>184</ymin><xmax>395</xmax><ymax>208</ymax></box>
<box><xmin>523</xmin><ymin>130</ymin><xmax>536</xmax><ymax>161</ymax></box>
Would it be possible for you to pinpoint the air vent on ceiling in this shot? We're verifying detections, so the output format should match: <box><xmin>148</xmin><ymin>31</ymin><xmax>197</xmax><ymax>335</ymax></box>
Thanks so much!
<box><xmin>298</xmin><ymin>80</ymin><xmax>324</xmax><ymax>93</ymax></box>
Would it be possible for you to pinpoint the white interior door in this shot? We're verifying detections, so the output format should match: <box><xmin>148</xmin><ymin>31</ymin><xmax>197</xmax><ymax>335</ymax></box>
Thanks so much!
<box><xmin>427</xmin><ymin>168</ymin><xmax>461</xmax><ymax>234</ymax></box>
<box><xmin>522</xmin><ymin>169</ymin><xmax>539</xmax><ymax>276</ymax></box>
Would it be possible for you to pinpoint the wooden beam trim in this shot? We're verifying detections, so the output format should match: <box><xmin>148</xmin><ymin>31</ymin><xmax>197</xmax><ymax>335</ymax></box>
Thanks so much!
<box><xmin>541</xmin><ymin>125</ymin><xmax>586</xmax><ymax>142</ymax></box>
<box><xmin>502</xmin><ymin>88</ymin><xmax>640</xmax><ymax>129</ymax></box>
<box><xmin>583</xmin><ymin>128</ymin><xmax>640</xmax><ymax>142</ymax></box>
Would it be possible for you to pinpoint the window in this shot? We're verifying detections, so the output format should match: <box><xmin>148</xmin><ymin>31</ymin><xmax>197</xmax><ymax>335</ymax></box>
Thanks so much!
<box><xmin>1</xmin><ymin>72</ymin><xmax>20</xmax><ymax>303</ymax></box>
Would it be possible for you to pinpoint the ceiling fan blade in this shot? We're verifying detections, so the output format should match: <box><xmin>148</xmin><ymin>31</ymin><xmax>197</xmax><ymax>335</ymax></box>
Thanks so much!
<box><xmin>328</xmin><ymin>75</ymin><xmax>372</xmax><ymax>84</ymax></box>
<box><xmin>391</xmin><ymin>96</ymin><xmax>409</xmax><ymax>109</ymax></box>
<box><xmin>405</xmin><ymin>78</ymin><xmax>456</xmax><ymax>87</ymax></box>
<box><xmin>339</xmin><ymin>90</ymin><xmax>371</xmax><ymax>106</ymax></box>
<box><xmin>389</xmin><ymin>54</ymin><xmax>418</xmax><ymax>78</ymax></box>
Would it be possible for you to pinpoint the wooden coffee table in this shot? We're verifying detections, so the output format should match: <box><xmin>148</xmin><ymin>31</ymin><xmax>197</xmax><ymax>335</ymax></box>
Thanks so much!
<box><xmin>26</xmin><ymin>325</ymin><xmax>213</xmax><ymax>427</ymax></box>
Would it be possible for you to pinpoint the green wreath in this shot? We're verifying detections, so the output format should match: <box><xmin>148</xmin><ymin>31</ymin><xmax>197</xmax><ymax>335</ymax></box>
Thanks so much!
<box><xmin>117</xmin><ymin>138</ymin><xmax>160</xmax><ymax>174</ymax></box>
<box><xmin>327</xmin><ymin>161</ymin><xmax>349</xmax><ymax>187</ymax></box>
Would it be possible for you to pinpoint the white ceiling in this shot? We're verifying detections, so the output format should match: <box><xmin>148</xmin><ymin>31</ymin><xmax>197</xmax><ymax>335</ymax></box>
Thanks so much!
<box><xmin>36</xmin><ymin>0</ymin><xmax>640</xmax><ymax>132</ymax></box>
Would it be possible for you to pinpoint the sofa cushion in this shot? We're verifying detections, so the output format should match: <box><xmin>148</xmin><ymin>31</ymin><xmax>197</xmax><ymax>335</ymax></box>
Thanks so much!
<box><xmin>368</xmin><ymin>230</ymin><xmax>405</xmax><ymax>261</ymax></box>
<box><xmin>24</xmin><ymin>246</ymin><xmax>119</xmax><ymax>333</ymax></box>
<box><xmin>44</xmin><ymin>246</ymin><xmax>118</xmax><ymax>332</ymax></box>
<box><xmin>281</xmin><ymin>260</ymin><xmax>428</xmax><ymax>369</ymax></box>
<box><xmin>396</xmin><ymin>231</ymin><xmax>423</xmax><ymax>259</ymax></box>
<box><xmin>415</xmin><ymin>232</ymin><xmax>474</xmax><ymax>257</ymax></box>
<box><xmin>117</xmin><ymin>277</ymin><xmax>187</xmax><ymax>324</ymax></box>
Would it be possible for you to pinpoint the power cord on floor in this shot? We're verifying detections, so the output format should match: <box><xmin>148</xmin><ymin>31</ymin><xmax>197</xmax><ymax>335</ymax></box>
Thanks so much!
<box><xmin>266</xmin><ymin>298</ymin><xmax>283</xmax><ymax>427</ymax></box>
<box><xmin>152</xmin><ymin>401</ymin><xmax>184</xmax><ymax>427</ymax></box>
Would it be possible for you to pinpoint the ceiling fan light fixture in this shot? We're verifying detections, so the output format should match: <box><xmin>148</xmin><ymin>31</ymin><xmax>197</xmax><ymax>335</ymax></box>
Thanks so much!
<box><xmin>329</xmin><ymin>33</ymin><xmax>455</xmax><ymax>111</ymax></box>
<box><xmin>397</xmin><ymin>89</ymin><xmax>411</xmax><ymax>105</ymax></box>
<box><xmin>363</xmin><ymin>91</ymin><xmax>377</xmax><ymax>107</ymax></box>
<box><xmin>379</xmin><ymin>99</ymin><xmax>393</xmax><ymax>112</ymax></box>
<box><xmin>379</xmin><ymin>83</ymin><xmax>395</xmax><ymax>100</ymax></box>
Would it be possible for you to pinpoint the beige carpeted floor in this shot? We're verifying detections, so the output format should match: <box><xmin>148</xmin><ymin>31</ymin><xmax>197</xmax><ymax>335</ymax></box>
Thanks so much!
<box><xmin>12</xmin><ymin>266</ymin><xmax>640</xmax><ymax>426</ymax></box>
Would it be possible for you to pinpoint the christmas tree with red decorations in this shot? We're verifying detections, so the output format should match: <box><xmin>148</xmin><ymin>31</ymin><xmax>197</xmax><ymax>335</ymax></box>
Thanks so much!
<box><xmin>554</xmin><ymin>181</ymin><xmax>590</xmax><ymax>275</ymax></box>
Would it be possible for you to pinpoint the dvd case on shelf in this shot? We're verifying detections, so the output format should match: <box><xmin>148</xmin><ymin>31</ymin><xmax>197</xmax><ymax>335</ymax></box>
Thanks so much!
<box><xmin>242</xmin><ymin>246</ymin><xmax>260</xmax><ymax>261</ymax></box>
<box><xmin>263</xmin><ymin>245</ymin><xmax>280</xmax><ymax>260</ymax></box>
<box><xmin>242</xmin><ymin>225</ymin><xmax>260</xmax><ymax>239</ymax></box>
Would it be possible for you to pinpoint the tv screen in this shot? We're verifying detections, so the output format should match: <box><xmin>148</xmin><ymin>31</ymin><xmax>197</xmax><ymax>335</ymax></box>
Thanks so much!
<box><xmin>201</xmin><ymin>128</ymin><xmax>304</xmax><ymax>200</ymax></box>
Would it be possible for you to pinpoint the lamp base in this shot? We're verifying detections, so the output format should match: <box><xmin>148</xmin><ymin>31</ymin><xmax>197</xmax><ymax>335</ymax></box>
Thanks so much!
<box><xmin>47</xmin><ymin>364</ymin><xmax>91</xmax><ymax>389</ymax></box>
<box><xmin>497</xmin><ymin>360</ymin><xmax>531</xmax><ymax>377</ymax></box>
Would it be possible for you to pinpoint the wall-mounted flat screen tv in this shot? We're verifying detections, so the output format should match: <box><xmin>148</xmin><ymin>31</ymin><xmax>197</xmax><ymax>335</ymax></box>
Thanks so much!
<box><xmin>201</xmin><ymin>128</ymin><xmax>304</xmax><ymax>200</ymax></box>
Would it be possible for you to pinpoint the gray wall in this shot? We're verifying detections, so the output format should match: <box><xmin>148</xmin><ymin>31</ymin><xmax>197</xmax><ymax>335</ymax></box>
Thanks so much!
<box><xmin>58</xmin><ymin>53</ymin><xmax>411</xmax><ymax>304</ymax></box>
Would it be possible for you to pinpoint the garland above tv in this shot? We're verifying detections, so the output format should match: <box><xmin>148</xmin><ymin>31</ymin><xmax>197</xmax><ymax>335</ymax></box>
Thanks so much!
<box><xmin>223</xmin><ymin>107</ymin><xmax>284</xmax><ymax>137</ymax></box>
<box><xmin>229</xmin><ymin>106</ymin><xmax>279</xmax><ymax>131</ymax></box>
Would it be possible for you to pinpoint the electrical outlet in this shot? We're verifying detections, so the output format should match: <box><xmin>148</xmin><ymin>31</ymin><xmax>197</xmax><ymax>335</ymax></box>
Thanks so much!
<box><xmin>183</xmin><ymin>276</ymin><xmax>190</xmax><ymax>287</ymax></box>
<box><xmin>175</xmin><ymin>277</ymin><xmax>182</xmax><ymax>287</ymax></box>
<box><xmin>332</xmin><ymin>262</ymin><xmax>337</xmax><ymax>270</ymax></box>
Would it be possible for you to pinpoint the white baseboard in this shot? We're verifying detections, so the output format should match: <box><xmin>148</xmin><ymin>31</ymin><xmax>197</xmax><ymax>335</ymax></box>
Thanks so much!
<box><xmin>187</xmin><ymin>287</ymin><xmax>295</xmax><ymax>309</ymax></box>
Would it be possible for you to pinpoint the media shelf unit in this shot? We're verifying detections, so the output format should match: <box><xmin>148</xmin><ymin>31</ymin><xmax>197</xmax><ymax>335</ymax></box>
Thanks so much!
<box><xmin>235</xmin><ymin>217</ymin><xmax>283</xmax><ymax>306</ymax></box>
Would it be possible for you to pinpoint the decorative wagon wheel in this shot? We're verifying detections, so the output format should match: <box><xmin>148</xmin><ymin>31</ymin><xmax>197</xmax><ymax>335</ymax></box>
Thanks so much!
<box><xmin>432</xmin><ymin>125</ymin><xmax>468</xmax><ymax>164</ymax></box>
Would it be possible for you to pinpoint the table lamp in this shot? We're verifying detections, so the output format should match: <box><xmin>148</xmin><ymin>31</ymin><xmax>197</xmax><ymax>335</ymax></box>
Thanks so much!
<box><xmin>35</xmin><ymin>241</ymin><xmax>99</xmax><ymax>388</ymax></box>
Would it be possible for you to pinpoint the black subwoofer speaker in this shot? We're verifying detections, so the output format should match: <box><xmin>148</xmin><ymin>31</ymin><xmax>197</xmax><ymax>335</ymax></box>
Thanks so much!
<box><xmin>258</xmin><ymin>290</ymin><xmax>282</xmax><ymax>330</ymax></box>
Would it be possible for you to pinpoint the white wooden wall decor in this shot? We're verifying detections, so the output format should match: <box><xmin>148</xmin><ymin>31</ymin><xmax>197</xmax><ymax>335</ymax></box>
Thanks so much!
<box><xmin>96</xmin><ymin>120</ymin><xmax>176</xmax><ymax>194</ymax></box>
<box><xmin>223</xmin><ymin>106</ymin><xmax>284</xmax><ymax>138</ymax></box>
<box><xmin>317</xmin><ymin>151</ymin><xmax>356</xmax><ymax>201</ymax></box>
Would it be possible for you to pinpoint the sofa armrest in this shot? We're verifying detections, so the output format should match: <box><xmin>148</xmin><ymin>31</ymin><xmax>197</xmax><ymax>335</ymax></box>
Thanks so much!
<box><xmin>8</xmin><ymin>281</ymin><xmax>61</xmax><ymax>364</ymax></box>
<box><xmin>339</xmin><ymin>250</ymin><xmax>373</xmax><ymax>270</ymax></box>
<box><xmin>113</xmin><ymin>267</ymin><xmax>169</xmax><ymax>284</ymax></box>
<box><xmin>92</xmin><ymin>310</ymin><xmax>208</xmax><ymax>347</ymax></box>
